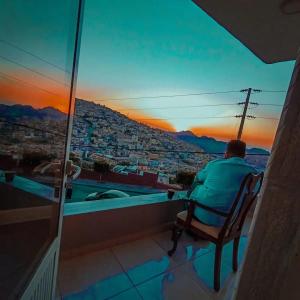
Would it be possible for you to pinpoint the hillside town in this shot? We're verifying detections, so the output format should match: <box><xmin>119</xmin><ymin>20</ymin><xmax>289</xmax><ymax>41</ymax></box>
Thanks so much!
<box><xmin>71</xmin><ymin>99</ymin><xmax>211</xmax><ymax>183</ymax></box>
<box><xmin>0</xmin><ymin>99</ymin><xmax>268</xmax><ymax>187</ymax></box>
<box><xmin>0</xmin><ymin>117</ymin><xmax>67</xmax><ymax>163</ymax></box>
<box><xmin>0</xmin><ymin>100</ymin><xmax>213</xmax><ymax>187</ymax></box>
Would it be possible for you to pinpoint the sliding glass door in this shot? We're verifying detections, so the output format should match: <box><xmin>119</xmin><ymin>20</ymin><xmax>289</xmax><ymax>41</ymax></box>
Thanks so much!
<box><xmin>0</xmin><ymin>1</ymin><xmax>83</xmax><ymax>298</ymax></box>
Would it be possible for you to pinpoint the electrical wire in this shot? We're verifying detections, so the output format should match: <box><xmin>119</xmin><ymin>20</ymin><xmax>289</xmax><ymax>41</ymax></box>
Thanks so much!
<box><xmin>0</xmin><ymin>39</ymin><xmax>67</xmax><ymax>73</ymax></box>
<box><xmin>93</xmin><ymin>90</ymin><xmax>241</xmax><ymax>102</ymax></box>
<box><xmin>115</xmin><ymin>103</ymin><xmax>238</xmax><ymax>111</ymax></box>
<box><xmin>260</xmin><ymin>90</ymin><xmax>287</xmax><ymax>93</ymax></box>
<box><xmin>78</xmin><ymin>115</ymin><xmax>234</xmax><ymax>121</ymax></box>
<box><xmin>0</xmin><ymin>54</ymin><xmax>69</xmax><ymax>87</ymax></box>
<box><xmin>255</xmin><ymin>117</ymin><xmax>280</xmax><ymax>120</ymax></box>
<box><xmin>258</xmin><ymin>103</ymin><xmax>284</xmax><ymax>107</ymax></box>
<box><xmin>133</xmin><ymin>116</ymin><xmax>233</xmax><ymax>120</ymax></box>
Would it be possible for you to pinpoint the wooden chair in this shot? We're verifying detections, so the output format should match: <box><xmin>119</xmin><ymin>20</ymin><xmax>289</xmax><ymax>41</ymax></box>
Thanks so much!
<box><xmin>168</xmin><ymin>172</ymin><xmax>264</xmax><ymax>291</ymax></box>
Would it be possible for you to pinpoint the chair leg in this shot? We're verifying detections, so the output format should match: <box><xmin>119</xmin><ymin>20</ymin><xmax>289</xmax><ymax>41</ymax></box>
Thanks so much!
<box><xmin>214</xmin><ymin>244</ymin><xmax>222</xmax><ymax>292</ymax></box>
<box><xmin>168</xmin><ymin>224</ymin><xmax>183</xmax><ymax>256</ymax></box>
<box><xmin>233</xmin><ymin>237</ymin><xmax>240</xmax><ymax>272</ymax></box>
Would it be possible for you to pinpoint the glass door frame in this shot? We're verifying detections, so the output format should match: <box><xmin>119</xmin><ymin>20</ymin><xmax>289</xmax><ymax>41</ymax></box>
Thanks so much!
<box><xmin>20</xmin><ymin>0</ymin><xmax>86</xmax><ymax>298</ymax></box>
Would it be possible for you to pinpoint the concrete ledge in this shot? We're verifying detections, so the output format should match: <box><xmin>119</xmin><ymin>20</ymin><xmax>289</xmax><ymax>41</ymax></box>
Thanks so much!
<box><xmin>61</xmin><ymin>199</ymin><xmax>185</xmax><ymax>258</ymax></box>
<box><xmin>63</xmin><ymin>191</ymin><xmax>187</xmax><ymax>216</ymax></box>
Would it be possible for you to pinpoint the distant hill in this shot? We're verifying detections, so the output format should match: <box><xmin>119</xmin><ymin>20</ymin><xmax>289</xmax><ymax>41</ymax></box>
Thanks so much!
<box><xmin>72</xmin><ymin>99</ymin><xmax>204</xmax><ymax>156</ymax></box>
<box><xmin>246</xmin><ymin>147</ymin><xmax>270</xmax><ymax>155</ymax></box>
<box><xmin>39</xmin><ymin>107</ymin><xmax>66</xmax><ymax>121</ymax></box>
<box><xmin>0</xmin><ymin>104</ymin><xmax>66</xmax><ymax>121</ymax></box>
<box><xmin>0</xmin><ymin>102</ymin><xmax>270</xmax><ymax>157</ymax></box>
<box><xmin>174</xmin><ymin>132</ymin><xmax>226</xmax><ymax>153</ymax></box>
<box><xmin>173</xmin><ymin>131</ymin><xmax>270</xmax><ymax>155</ymax></box>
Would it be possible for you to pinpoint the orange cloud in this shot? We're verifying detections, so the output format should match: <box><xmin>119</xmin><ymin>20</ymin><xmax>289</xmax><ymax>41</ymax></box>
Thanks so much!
<box><xmin>0</xmin><ymin>71</ymin><xmax>70</xmax><ymax>112</ymax></box>
<box><xmin>77</xmin><ymin>86</ymin><xmax>177</xmax><ymax>132</ymax></box>
<box><xmin>190</xmin><ymin>122</ymin><xmax>277</xmax><ymax>149</ymax></box>
<box><xmin>134</xmin><ymin>117</ymin><xmax>176</xmax><ymax>132</ymax></box>
<box><xmin>2</xmin><ymin>73</ymin><xmax>276</xmax><ymax>146</ymax></box>
<box><xmin>0</xmin><ymin>73</ymin><xmax>175</xmax><ymax>132</ymax></box>
<box><xmin>125</xmin><ymin>110</ymin><xmax>175</xmax><ymax>132</ymax></box>
<box><xmin>241</xmin><ymin>127</ymin><xmax>277</xmax><ymax>149</ymax></box>
<box><xmin>90</xmin><ymin>100</ymin><xmax>176</xmax><ymax>132</ymax></box>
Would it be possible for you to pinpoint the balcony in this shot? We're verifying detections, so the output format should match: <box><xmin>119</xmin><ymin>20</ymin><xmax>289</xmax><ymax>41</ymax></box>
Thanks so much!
<box><xmin>58</xmin><ymin>193</ymin><xmax>252</xmax><ymax>300</ymax></box>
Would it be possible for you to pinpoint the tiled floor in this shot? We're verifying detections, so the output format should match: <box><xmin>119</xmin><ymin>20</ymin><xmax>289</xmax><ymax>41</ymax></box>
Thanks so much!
<box><xmin>59</xmin><ymin>220</ymin><xmax>251</xmax><ymax>300</ymax></box>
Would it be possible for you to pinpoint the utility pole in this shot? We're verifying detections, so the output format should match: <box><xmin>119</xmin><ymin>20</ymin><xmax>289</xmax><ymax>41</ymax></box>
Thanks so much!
<box><xmin>237</xmin><ymin>88</ymin><xmax>252</xmax><ymax>140</ymax></box>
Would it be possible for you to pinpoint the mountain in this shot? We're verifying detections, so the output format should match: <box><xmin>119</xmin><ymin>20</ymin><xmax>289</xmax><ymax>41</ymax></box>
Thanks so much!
<box><xmin>39</xmin><ymin>107</ymin><xmax>66</xmax><ymax>121</ymax></box>
<box><xmin>70</xmin><ymin>99</ymin><xmax>208</xmax><ymax>175</ymax></box>
<box><xmin>72</xmin><ymin>99</ymin><xmax>203</xmax><ymax>155</ymax></box>
<box><xmin>0</xmin><ymin>102</ymin><xmax>270</xmax><ymax>157</ymax></box>
<box><xmin>173</xmin><ymin>132</ymin><xmax>226</xmax><ymax>153</ymax></box>
<box><xmin>0</xmin><ymin>103</ymin><xmax>270</xmax><ymax>155</ymax></box>
<box><xmin>246</xmin><ymin>147</ymin><xmax>270</xmax><ymax>155</ymax></box>
<box><xmin>173</xmin><ymin>131</ymin><xmax>270</xmax><ymax>155</ymax></box>
<box><xmin>0</xmin><ymin>104</ymin><xmax>66</xmax><ymax>121</ymax></box>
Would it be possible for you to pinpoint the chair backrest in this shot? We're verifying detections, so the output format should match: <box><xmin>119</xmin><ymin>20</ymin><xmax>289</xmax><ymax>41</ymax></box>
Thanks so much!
<box><xmin>219</xmin><ymin>172</ymin><xmax>264</xmax><ymax>240</ymax></box>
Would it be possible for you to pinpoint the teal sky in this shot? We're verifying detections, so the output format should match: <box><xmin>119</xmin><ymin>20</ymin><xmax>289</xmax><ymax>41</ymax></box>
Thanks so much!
<box><xmin>0</xmin><ymin>0</ymin><xmax>80</xmax><ymax>111</ymax></box>
<box><xmin>76</xmin><ymin>0</ymin><xmax>295</xmax><ymax>147</ymax></box>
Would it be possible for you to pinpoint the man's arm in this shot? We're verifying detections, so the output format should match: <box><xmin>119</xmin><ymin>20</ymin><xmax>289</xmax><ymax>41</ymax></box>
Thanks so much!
<box><xmin>195</xmin><ymin>164</ymin><xmax>209</xmax><ymax>184</ymax></box>
<box><xmin>187</xmin><ymin>162</ymin><xmax>210</xmax><ymax>197</ymax></box>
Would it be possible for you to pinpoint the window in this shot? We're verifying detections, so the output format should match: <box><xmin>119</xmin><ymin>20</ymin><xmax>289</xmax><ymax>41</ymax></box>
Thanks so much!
<box><xmin>0</xmin><ymin>1</ymin><xmax>81</xmax><ymax>297</ymax></box>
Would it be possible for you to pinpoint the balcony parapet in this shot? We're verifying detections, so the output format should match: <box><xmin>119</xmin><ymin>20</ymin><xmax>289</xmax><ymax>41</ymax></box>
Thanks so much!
<box><xmin>61</xmin><ymin>192</ymin><xmax>186</xmax><ymax>258</ymax></box>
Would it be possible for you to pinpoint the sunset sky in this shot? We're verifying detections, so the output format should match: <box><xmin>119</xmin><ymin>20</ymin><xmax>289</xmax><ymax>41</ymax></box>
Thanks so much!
<box><xmin>0</xmin><ymin>1</ymin><xmax>78</xmax><ymax>112</ymax></box>
<box><xmin>76</xmin><ymin>0</ymin><xmax>294</xmax><ymax>149</ymax></box>
<box><xmin>0</xmin><ymin>0</ymin><xmax>295</xmax><ymax>149</ymax></box>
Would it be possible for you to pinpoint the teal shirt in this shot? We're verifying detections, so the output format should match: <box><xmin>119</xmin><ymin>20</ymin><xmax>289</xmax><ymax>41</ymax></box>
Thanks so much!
<box><xmin>189</xmin><ymin>157</ymin><xmax>257</xmax><ymax>227</ymax></box>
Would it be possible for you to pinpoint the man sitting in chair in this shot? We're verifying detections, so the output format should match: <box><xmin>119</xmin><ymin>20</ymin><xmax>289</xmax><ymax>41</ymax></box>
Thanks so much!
<box><xmin>187</xmin><ymin>140</ymin><xmax>257</xmax><ymax>227</ymax></box>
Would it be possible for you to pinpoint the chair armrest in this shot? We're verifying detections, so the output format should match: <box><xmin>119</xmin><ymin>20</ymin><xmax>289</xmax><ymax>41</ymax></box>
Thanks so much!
<box><xmin>185</xmin><ymin>199</ymin><xmax>229</xmax><ymax>218</ymax></box>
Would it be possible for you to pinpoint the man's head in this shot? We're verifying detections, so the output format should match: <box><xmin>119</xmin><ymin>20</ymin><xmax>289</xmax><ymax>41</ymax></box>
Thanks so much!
<box><xmin>225</xmin><ymin>140</ymin><xmax>246</xmax><ymax>159</ymax></box>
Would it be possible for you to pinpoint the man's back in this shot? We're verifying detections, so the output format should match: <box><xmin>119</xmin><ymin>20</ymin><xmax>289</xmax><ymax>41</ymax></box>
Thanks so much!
<box><xmin>190</xmin><ymin>157</ymin><xmax>257</xmax><ymax>226</ymax></box>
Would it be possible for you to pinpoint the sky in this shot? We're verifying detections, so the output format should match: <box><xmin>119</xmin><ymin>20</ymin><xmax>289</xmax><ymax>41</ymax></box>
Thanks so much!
<box><xmin>0</xmin><ymin>0</ymin><xmax>295</xmax><ymax>149</ymax></box>
<box><xmin>76</xmin><ymin>0</ymin><xmax>295</xmax><ymax>149</ymax></box>
<box><xmin>0</xmin><ymin>0</ymin><xmax>78</xmax><ymax>112</ymax></box>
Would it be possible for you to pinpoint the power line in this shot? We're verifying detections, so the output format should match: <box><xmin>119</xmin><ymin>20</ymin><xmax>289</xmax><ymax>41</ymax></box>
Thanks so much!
<box><xmin>260</xmin><ymin>90</ymin><xmax>287</xmax><ymax>93</ymax></box>
<box><xmin>134</xmin><ymin>115</ymin><xmax>279</xmax><ymax>121</ymax></box>
<box><xmin>92</xmin><ymin>89</ymin><xmax>287</xmax><ymax>103</ymax></box>
<box><xmin>0</xmin><ymin>39</ymin><xmax>67</xmax><ymax>73</ymax></box>
<box><xmin>255</xmin><ymin>116</ymin><xmax>280</xmax><ymax>120</ymax></box>
<box><xmin>258</xmin><ymin>103</ymin><xmax>284</xmax><ymax>107</ymax></box>
<box><xmin>82</xmin><ymin>98</ymin><xmax>284</xmax><ymax>122</ymax></box>
<box><xmin>93</xmin><ymin>90</ymin><xmax>241</xmax><ymax>102</ymax></box>
<box><xmin>235</xmin><ymin>115</ymin><xmax>280</xmax><ymax>121</ymax></box>
<box><xmin>84</xmin><ymin>99</ymin><xmax>284</xmax><ymax>114</ymax></box>
<box><xmin>78</xmin><ymin>114</ymin><xmax>234</xmax><ymax>122</ymax></box>
<box><xmin>235</xmin><ymin>115</ymin><xmax>256</xmax><ymax>120</ymax></box>
<box><xmin>79</xmin><ymin>115</ymin><xmax>234</xmax><ymax>121</ymax></box>
<box><xmin>79</xmin><ymin>98</ymin><xmax>282</xmax><ymax>123</ymax></box>
<box><xmin>0</xmin><ymin>54</ymin><xmax>68</xmax><ymax>87</ymax></box>
<box><xmin>115</xmin><ymin>103</ymin><xmax>238</xmax><ymax>111</ymax></box>
<box><xmin>133</xmin><ymin>116</ymin><xmax>233</xmax><ymax>121</ymax></box>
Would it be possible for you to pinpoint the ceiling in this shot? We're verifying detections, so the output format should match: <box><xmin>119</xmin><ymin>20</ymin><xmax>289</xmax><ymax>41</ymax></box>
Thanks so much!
<box><xmin>193</xmin><ymin>0</ymin><xmax>300</xmax><ymax>63</ymax></box>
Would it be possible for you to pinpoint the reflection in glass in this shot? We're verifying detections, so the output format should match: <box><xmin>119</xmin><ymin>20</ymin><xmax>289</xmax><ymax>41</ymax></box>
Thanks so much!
<box><xmin>0</xmin><ymin>0</ymin><xmax>80</xmax><ymax>298</ymax></box>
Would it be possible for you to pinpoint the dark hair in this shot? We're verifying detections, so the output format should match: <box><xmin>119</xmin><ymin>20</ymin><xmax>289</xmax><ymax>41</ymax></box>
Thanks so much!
<box><xmin>227</xmin><ymin>140</ymin><xmax>246</xmax><ymax>158</ymax></box>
